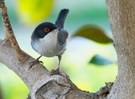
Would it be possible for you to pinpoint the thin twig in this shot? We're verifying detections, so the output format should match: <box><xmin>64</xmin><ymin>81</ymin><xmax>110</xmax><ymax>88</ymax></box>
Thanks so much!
<box><xmin>0</xmin><ymin>0</ymin><xmax>27</xmax><ymax>61</ymax></box>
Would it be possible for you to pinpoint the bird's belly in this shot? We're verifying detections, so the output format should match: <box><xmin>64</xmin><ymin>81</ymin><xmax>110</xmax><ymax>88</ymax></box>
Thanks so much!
<box><xmin>31</xmin><ymin>38</ymin><xmax>65</xmax><ymax>57</ymax></box>
<box><xmin>41</xmin><ymin>44</ymin><xmax>60</xmax><ymax>57</ymax></box>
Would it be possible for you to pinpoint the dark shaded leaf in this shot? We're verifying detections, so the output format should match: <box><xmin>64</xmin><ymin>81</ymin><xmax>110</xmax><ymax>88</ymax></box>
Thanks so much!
<box><xmin>73</xmin><ymin>25</ymin><xmax>113</xmax><ymax>44</ymax></box>
<box><xmin>89</xmin><ymin>54</ymin><xmax>113</xmax><ymax>65</ymax></box>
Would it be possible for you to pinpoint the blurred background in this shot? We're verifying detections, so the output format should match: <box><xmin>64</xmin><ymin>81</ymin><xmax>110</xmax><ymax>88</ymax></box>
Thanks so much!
<box><xmin>0</xmin><ymin>0</ymin><xmax>117</xmax><ymax>99</ymax></box>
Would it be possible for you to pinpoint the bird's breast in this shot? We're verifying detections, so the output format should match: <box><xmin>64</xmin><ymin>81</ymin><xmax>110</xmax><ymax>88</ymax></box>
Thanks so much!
<box><xmin>31</xmin><ymin>30</ymin><xmax>66</xmax><ymax>57</ymax></box>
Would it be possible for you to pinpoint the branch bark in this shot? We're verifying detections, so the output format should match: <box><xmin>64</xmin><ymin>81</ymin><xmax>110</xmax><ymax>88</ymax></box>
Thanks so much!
<box><xmin>106</xmin><ymin>0</ymin><xmax>135</xmax><ymax>98</ymax></box>
<box><xmin>0</xmin><ymin>0</ymin><xmax>112</xmax><ymax>99</ymax></box>
<box><xmin>0</xmin><ymin>40</ymin><xmax>101</xmax><ymax>99</ymax></box>
<box><xmin>0</xmin><ymin>0</ymin><xmax>27</xmax><ymax>61</ymax></box>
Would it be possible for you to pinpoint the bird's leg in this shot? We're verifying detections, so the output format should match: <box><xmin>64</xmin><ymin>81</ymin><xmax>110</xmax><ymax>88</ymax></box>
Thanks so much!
<box><xmin>29</xmin><ymin>55</ymin><xmax>43</xmax><ymax>69</ymax></box>
<box><xmin>58</xmin><ymin>55</ymin><xmax>62</xmax><ymax>66</ymax></box>
<box><xmin>56</xmin><ymin>55</ymin><xmax>62</xmax><ymax>71</ymax></box>
<box><xmin>36</xmin><ymin>55</ymin><xmax>42</xmax><ymax>61</ymax></box>
<box><xmin>50</xmin><ymin>55</ymin><xmax>62</xmax><ymax>75</ymax></box>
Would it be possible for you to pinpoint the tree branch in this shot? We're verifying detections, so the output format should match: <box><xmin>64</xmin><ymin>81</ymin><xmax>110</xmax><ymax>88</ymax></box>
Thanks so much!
<box><xmin>106</xmin><ymin>0</ymin><xmax>135</xmax><ymax>98</ymax></box>
<box><xmin>0</xmin><ymin>39</ymin><xmax>103</xmax><ymax>99</ymax></box>
<box><xmin>0</xmin><ymin>0</ymin><xmax>113</xmax><ymax>99</ymax></box>
<box><xmin>0</xmin><ymin>0</ymin><xmax>27</xmax><ymax>61</ymax></box>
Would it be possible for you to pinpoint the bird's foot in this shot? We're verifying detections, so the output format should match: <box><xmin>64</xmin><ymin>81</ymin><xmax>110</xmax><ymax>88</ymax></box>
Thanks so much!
<box><xmin>29</xmin><ymin>60</ymin><xmax>43</xmax><ymax>70</ymax></box>
<box><xmin>50</xmin><ymin>67</ymin><xmax>61</xmax><ymax>75</ymax></box>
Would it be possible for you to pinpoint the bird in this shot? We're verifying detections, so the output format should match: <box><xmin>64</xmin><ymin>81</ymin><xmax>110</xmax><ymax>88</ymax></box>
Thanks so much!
<box><xmin>30</xmin><ymin>9</ymin><xmax>69</xmax><ymax>72</ymax></box>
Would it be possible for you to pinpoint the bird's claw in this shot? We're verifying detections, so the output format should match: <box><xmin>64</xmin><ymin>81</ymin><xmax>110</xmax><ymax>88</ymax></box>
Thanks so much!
<box><xmin>29</xmin><ymin>60</ymin><xmax>43</xmax><ymax>70</ymax></box>
<box><xmin>50</xmin><ymin>67</ymin><xmax>61</xmax><ymax>75</ymax></box>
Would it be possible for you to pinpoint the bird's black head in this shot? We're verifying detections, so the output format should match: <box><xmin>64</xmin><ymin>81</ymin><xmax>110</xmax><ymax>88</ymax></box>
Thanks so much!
<box><xmin>32</xmin><ymin>22</ymin><xmax>57</xmax><ymax>39</ymax></box>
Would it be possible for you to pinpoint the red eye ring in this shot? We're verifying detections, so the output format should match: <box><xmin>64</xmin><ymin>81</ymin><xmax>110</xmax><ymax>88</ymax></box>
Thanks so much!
<box><xmin>44</xmin><ymin>27</ymin><xmax>50</xmax><ymax>32</ymax></box>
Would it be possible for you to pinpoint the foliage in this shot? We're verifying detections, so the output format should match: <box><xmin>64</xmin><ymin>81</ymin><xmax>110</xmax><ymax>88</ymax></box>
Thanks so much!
<box><xmin>73</xmin><ymin>25</ymin><xmax>113</xmax><ymax>44</ymax></box>
<box><xmin>72</xmin><ymin>25</ymin><xmax>114</xmax><ymax>65</ymax></box>
<box><xmin>17</xmin><ymin>0</ymin><xmax>54</xmax><ymax>24</ymax></box>
<box><xmin>89</xmin><ymin>54</ymin><xmax>114</xmax><ymax>65</ymax></box>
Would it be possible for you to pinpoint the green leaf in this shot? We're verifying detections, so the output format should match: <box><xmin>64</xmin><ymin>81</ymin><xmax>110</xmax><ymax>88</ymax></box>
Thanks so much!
<box><xmin>73</xmin><ymin>25</ymin><xmax>113</xmax><ymax>44</ymax></box>
<box><xmin>0</xmin><ymin>85</ymin><xmax>3</xmax><ymax>99</ymax></box>
<box><xmin>17</xmin><ymin>0</ymin><xmax>54</xmax><ymax>24</ymax></box>
<box><xmin>89</xmin><ymin>54</ymin><xmax>114</xmax><ymax>65</ymax></box>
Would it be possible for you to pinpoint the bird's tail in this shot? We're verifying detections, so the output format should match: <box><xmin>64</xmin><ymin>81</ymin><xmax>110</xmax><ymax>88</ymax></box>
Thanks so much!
<box><xmin>55</xmin><ymin>9</ymin><xmax>69</xmax><ymax>29</ymax></box>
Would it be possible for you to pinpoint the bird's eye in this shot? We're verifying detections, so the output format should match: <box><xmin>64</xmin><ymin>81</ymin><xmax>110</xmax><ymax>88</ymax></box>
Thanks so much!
<box><xmin>44</xmin><ymin>27</ymin><xmax>50</xmax><ymax>32</ymax></box>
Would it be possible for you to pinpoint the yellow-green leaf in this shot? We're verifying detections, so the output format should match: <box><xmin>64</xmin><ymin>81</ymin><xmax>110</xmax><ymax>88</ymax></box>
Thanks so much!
<box><xmin>89</xmin><ymin>54</ymin><xmax>114</xmax><ymax>66</ymax></box>
<box><xmin>17</xmin><ymin>0</ymin><xmax>54</xmax><ymax>24</ymax></box>
<box><xmin>73</xmin><ymin>25</ymin><xmax>113</xmax><ymax>44</ymax></box>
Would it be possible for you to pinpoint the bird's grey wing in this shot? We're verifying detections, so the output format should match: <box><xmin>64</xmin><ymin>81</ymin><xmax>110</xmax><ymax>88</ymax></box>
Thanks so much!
<box><xmin>57</xmin><ymin>29</ymin><xmax>68</xmax><ymax>45</ymax></box>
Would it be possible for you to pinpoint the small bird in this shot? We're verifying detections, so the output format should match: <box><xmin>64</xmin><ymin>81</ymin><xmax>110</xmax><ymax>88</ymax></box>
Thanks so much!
<box><xmin>30</xmin><ymin>9</ymin><xmax>69</xmax><ymax>72</ymax></box>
